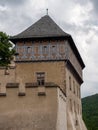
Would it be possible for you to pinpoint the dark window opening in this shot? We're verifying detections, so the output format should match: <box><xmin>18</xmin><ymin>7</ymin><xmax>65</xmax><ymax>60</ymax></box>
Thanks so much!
<box><xmin>69</xmin><ymin>76</ymin><xmax>71</xmax><ymax>90</ymax></box>
<box><xmin>36</xmin><ymin>72</ymin><xmax>45</xmax><ymax>86</ymax></box>
<box><xmin>75</xmin><ymin>120</ymin><xmax>78</xmax><ymax>126</ymax></box>
<box><xmin>43</xmin><ymin>46</ymin><xmax>48</xmax><ymax>54</ymax></box>
<box><xmin>27</xmin><ymin>46</ymin><xmax>31</xmax><ymax>53</ymax></box>
<box><xmin>52</xmin><ymin>45</ymin><xmax>56</xmax><ymax>53</ymax></box>
<box><xmin>73</xmin><ymin>81</ymin><xmax>75</xmax><ymax>94</ymax></box>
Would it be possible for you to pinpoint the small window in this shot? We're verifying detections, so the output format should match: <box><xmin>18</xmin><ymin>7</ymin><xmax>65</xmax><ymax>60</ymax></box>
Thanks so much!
<box><xmin>43</xmin><ymin>46</ymin><xmax>48</xmax><ymax>54</ymax></box>
<box><xmin>74</xmin><ymin>101</ymin><xmax>76</xmax><ymax>113</ymax></box>
<box><xmin>78</xmin><ymin>87</ymin><xmax>80</xmax><ymax>98</ymax></box>
<box><xmin>75</xmin><ymin>120</ymin><xmax>78</xmax><ymax>126</ymax></box>
<box><xmin>77</xmin><ymin>86</ymin><xmax>80</xmax><ymax>98</ymax></box>
<box><xmin>27</xmin><ymin>46</ymin><xmax>31</xmax><ymax>53</ymax></box>
<box><xmin>78</xmin><ymin>104</ymin><xmax>80</xmax><ymax>114</ymax></box>
<box><xmin>73</xmin><ymin>81</ymin><xmax>75</xmax><ymax>94</ymax></box>
<box><xmin>36</xmin><ymin>72</ymin><xmax>45</xmax><ymax>86</ymax></box>
<box><xmin>77</xmin><ymin>86</ymin><xmax>78</xmax><ymax>96</ymax></box>
<box><xmin>52</xmin><ymin>45</ymin><xmax>56</xmax><ymax>53</ymax></box>
<box><xmin>69</xmin><ymin>76</ymin><xmax>71</xmax><ymax>90</ymax></box>
<box><xmin>70</xmin><ymin>99</ymin><xmax>72</xmax><ymax>112</ymax></box>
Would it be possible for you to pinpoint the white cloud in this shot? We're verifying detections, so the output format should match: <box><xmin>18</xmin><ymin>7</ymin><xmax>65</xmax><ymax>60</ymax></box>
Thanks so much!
<box><xmin>68</xmin><ymin>2</ymin><xmax>93</xmax><ymax>26</ymax></box>
<box><xmin>0</xmin><ymin>5</ymin><xmax>7</xmax><ymax>11</ymax></box>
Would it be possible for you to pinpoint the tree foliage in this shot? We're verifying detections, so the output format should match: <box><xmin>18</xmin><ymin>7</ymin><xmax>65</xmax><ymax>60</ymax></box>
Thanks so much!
<box><xmin>0</xmin><ymin>32</ymin><xmax>15</xmax><ymax>66</ymax></box>
<box><xmin>82</xmin><ymin>94</ymin><xmax>98</xmax><ymax>130</ymax></box>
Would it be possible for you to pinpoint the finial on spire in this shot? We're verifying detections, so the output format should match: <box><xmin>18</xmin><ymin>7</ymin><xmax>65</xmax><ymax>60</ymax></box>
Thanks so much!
<box><xmin>46</xmin><ymin>8</ymin><xmax>48</xmax><ymax>15</ymax></box>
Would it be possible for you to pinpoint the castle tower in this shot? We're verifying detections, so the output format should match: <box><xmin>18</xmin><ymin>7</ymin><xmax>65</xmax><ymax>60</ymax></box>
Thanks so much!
<box><xmin>0</xmin><ymin>15</ymin><xmax>87</xmax><ymax>130</ymax></box>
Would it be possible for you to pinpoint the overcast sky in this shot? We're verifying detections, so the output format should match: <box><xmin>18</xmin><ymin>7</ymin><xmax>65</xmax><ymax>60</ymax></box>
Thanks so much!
<box><xmin>0</xmin><ymin>0</ymin><xmax>98</xmax><ymax>97</ymax></box>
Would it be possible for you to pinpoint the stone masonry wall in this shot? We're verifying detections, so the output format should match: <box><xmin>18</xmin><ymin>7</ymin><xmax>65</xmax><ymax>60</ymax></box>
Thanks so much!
<box><xmin>0</xmin><ymin>87</ymin><xmax>57</xmax><ymax>130</ymax></box>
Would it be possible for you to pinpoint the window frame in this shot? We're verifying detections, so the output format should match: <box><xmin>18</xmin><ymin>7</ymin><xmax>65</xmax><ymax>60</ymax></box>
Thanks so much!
<box><xmin>36</xmin><ymin>72</ymin><xmax>45</xmax><ymax>86</ymax></box>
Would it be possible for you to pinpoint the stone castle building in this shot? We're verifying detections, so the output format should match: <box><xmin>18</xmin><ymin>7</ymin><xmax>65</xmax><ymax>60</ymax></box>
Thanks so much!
<box><xmin>0</xmin><ymin>15</ymin><xmax>87</xmax><ymax>130</ymax></box>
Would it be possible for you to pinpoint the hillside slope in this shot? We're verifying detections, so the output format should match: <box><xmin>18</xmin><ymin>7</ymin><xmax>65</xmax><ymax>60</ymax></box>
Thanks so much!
<box><xmin>82</xmin><ymin>94</ymin><xmax>98</xmax><ymax>130</ymax></box>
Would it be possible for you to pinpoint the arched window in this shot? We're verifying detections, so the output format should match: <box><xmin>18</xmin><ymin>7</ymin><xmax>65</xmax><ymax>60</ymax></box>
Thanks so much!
<box><xmin>52</xmin><ymin>45</ymin><xmax>56</xmax><ymax>54</ymax></box>
<box><xmin>27</xmin><ymin>46</ymin><xmax>31</xmax><ymax>53</ymax></box>
<box><xmin>43</xmin><ymin>45</ymin><xmax>48</xmax><ymax>54</ymax></box>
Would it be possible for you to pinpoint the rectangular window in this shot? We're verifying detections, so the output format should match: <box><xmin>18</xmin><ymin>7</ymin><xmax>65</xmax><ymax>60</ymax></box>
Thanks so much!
<box><xmin>36</xmin><ymin>72</ymin><xmax>45</xmax><ymax>86</ymax></box>
<box><xmin>73</xmin><ymin>81</ymin><xmax>75</xmax><ymax>94</ymax></box>
<box><xmin>74</xmin><ymin>101</ymin><xmax>76</xmax><ymax>113</ymax></box>
<box><xmin>78</xmin><ymin>87</ymin><xmax>80</xmax><ymax>98</ymax></box>
<box><xmin>70</xmin><ymin>99</ymin><xmax>72</xmax><ymax>112</ymax></box>
<box><xmin>69</xmin><ymin>76</ymin><xmax>71</xmax><ymax>90</ymax></box>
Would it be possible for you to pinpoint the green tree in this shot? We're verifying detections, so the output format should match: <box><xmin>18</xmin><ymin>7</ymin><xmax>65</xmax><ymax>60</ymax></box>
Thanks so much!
<box><xmin>82</xmin><ymin>94</ymin><xmax>98</xmax><ymax>130</ymax></box>
<box><xmin>0</xmin><ymin>32</ymin><xmax>15</xmax><ymax>66</ymax></box>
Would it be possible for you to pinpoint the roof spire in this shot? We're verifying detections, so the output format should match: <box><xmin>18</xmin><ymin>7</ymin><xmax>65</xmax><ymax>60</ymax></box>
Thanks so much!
<box><xmin>46</xmin><ymin>8</ymin><xmax>48</xmax><ymax>15</ymax></box>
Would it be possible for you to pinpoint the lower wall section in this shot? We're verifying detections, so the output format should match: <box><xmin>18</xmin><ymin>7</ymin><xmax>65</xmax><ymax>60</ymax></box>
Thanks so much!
<box><xmin>0</xmin><ymin>85</ymin><xmax>86</xmax><ymax>130</ymax></box>
<box><xmin>0</xmin><ymin>87</ymin><xmax>57</xmax><ymax>130</ymax></box>
<box><xmin>57</xmin><ymin>88</ymin><xmax>67</xmax><ymax>130</ymax></box>
<box><xmin>0</xmin><ymin>111</ymin><xmax>56</xmax><ymax>130</ymax></box>
<box><xmin>67</xmin><ymin>111</ymin><xmax>88</xmax><ymax>130</ymax></box>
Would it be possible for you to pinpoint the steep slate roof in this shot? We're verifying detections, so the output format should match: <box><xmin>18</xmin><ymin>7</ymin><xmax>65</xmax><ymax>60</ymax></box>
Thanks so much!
<box><xmin>11</xmin><ymin>15</ymin><xmax>69</xmax><ymax>39</ymax></box>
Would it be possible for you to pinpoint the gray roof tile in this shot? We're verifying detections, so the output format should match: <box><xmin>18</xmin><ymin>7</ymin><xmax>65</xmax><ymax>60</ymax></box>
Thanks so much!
<box><xmin>11</xmin><ymin>15</ymin><xmax>69</xmax><ymax>39</ymax></box>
